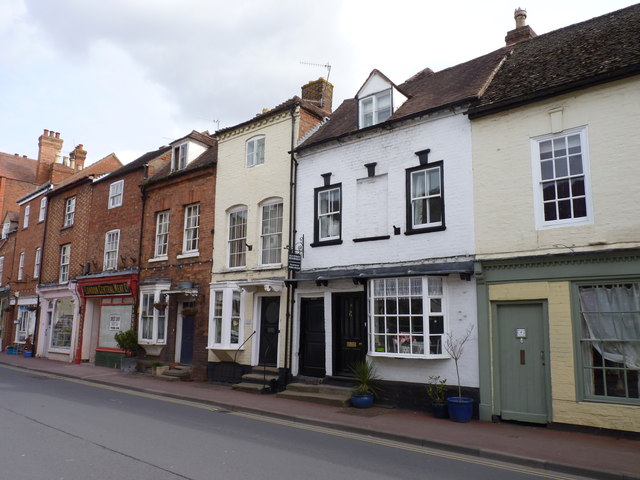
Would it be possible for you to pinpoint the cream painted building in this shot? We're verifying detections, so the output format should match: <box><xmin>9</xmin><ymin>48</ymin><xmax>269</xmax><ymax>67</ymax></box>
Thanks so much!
<box><xmin>207</xmin><ymin>80</ymin><xmax>331</xmax><ymax>388</ymax></box>
<box><xmin>469</xmin><ymin>5</ymin><xmax>640</xmax><ymax>432</ymax></box>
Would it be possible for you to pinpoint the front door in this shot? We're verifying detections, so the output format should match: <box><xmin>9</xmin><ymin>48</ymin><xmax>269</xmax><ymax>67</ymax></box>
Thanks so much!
<box><xmin>258</xmin><ymin>296</ymin><xmax>280</xmax><ymax>366</ymax></box>
<box><xmin>180</xmin><ymin>314</ymin><xmax>195</xmax><ymax>365</ymax></box>
<box><xmin>332</xmin><ymin>292</ymin><xmax>366</xmax><ymax>376</ymax></box>
<box><xmin>495</xmin><ymin>302</ymin><xmax>549</xmax><ymax>424</ymax></box>
<box><xmin>299</xmin><ymin>298</ymin><xmax>325</xmax><ymax>377</ymax></box>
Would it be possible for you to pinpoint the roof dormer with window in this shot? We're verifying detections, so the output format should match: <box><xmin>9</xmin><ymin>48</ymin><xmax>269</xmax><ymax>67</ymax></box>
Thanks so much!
<box><xmin>170</xmin><ymin>137</ymin><xmax>208</xmax><ymax>172</ymax></box>
<box><xmin>356</xmin><ymin>70</ymin><xmax>408</xmax><ymax>129</ymax></box>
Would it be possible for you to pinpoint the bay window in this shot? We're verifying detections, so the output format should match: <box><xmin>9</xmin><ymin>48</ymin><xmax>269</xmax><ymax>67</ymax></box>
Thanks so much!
<box><xmin>369</xmin><ymin>277</ymin><xmax>446</xmax><ymax>358</ymax></box>
<box><xmin>15</xmin><ymin>306</ymin><xmax>36</xmax><ymax>343</ymax></box>
<box><xmin>139</xmin><ymin>289</ymin><xmax>168</xmax><ymax>345</ymax></box>
<box><xmin>209</xmin><ymin>288</ymin><xmax>242</xmax><ymax>348</ymax></box>
<box><xmin>51</xmin><ymin>298</ymin><xmax>73</xmax><ymax>349</ymax></box>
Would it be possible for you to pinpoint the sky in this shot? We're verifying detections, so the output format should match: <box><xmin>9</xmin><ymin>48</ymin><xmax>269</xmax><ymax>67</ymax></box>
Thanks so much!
<box><xmin>1</xmin><ymin>0</ymin><xmax>637</xmax><ymax>165</ymax></box>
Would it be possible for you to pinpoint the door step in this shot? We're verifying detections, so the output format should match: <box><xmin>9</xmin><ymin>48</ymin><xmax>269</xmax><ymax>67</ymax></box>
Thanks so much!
<box><xmin>276</xmin><ymin>382</ymin><xmax>353</xmax><ymax>407</ymax></box>
<box><xmin>157</xmin><ymin>365</ymin><xmax>192</xmax><ymax>381</ymax></box>
<box><xmin>231</xmin><ymin>366</ymin><xmax>280</xmax><ymax>394</ymax></box>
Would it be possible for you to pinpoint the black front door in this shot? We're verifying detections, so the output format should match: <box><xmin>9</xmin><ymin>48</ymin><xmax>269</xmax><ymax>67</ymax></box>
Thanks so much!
<box><xmin>332</xmin><ymin>292</ymin><xmax>367</xmax><ymax>376</ymax></box>
<box><xmin>259</xmin><ymin>296</ymin><xmax>280</xmax><ymax>366</ymax></box>
<box><xmin>180</xmin><ymin>315</ymin><xmax>195</xmax><ymax>365</ymax></box>
<box><xmin>299</xmin><ymin>298</ymin><xmax>325</xmax><ymax>377</ymax></box>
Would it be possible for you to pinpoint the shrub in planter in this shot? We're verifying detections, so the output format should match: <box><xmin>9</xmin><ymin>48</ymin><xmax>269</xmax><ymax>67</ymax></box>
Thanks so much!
<box><xmin>350</xmin><ymin>360</ymin><xmax>380</xmax><ymax>408</ymax></box>
<box><xmin>426</xmin><ymin>375</ymin><xmax>448</xmax><ymax>418</ymax></box>
<box><xmin>114</xmin><ymin>329</ymin><xmax>140</xmax><ymax>356</ymax></box>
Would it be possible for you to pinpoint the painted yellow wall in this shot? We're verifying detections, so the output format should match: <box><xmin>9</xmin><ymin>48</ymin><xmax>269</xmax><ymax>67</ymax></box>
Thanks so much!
<box><xmin>489</xmin><ymin>281</ymin><xmax>640</xmax><ymax>432</ymax></box>
<box><xmin>473</xmin><ymin>77</ymin><xmax>640</xmax><ymax>260</ymax></box>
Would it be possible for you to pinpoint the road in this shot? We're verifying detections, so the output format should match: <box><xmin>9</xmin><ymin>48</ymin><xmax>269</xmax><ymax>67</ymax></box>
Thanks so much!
<box><xmin>0</xmin><ymin>365</ymin><xmax>589</xmax><ymax>480</ymax></box>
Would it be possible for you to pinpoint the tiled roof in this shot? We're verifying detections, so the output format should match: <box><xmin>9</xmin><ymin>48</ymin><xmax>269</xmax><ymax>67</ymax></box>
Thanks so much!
<box><xmin>146</xmin><ymin>139</ymin><xmax>217</xmax><ymax>185</ymax></box>
<box><xmin>216</xmin><ymin>96</ymin><xmax>328</xmax><ymax>136</ymax></box>
<box><xmin>94</xmin><ymin>146</ymin><xmax>171</xmax><ymax>182</ymax></box>
<box><xmin>298</xmin><ymin>48</ymin><xmax>508</xmax><ymax>150</ymax></box>
<box><xmin>0</xmin><ymin>152</ymin><xmax>37</xmax><ymax>183</ymax></box>
<box><xmin>469</xmin><ymin>4</ymin><xmax>640</xmax><ymax>117</ymax></box>
<box><xmin>171</xmin><ymin>130</ymin><xmax>217</xmax><ymax>148</ymax></box>
<box><xmin>51</xmin><ymin>153</ymin><xmax>123</xmax><ymax>192</ymax></box>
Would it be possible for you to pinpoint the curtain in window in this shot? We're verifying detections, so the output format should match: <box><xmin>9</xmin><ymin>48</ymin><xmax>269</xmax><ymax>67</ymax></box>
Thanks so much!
<box><xmin>579</xmin><ymin>284</ymin><xmax>640</xmax><ymax>370</ymax></box>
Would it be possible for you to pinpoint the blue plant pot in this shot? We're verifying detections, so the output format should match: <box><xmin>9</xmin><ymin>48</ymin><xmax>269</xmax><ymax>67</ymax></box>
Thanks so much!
<box><xmin>447</xmin><ymin>397</ymin><xmax>474</xmax><ymax>422</ymax></box>
<box><xmin>23</xmin><ymin>350</ymin><xmax>33</xmax><ymax>358</ymax></box>
<box><xmin>351</xmin><ymin>393</ymin><xmax>374</xmax><ymax>408</ymax></box>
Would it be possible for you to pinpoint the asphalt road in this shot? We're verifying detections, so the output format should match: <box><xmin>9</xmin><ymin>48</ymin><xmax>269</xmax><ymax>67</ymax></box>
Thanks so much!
<box><xmin>0</xmin><ymin>365</ymin><xmax>590</xmax><ymax>480</ymax></box>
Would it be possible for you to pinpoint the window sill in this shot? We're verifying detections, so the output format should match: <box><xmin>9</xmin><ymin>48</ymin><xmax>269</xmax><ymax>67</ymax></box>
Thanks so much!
<box><xmin>404</xmin><ymin>225</ymin><xmax>445</xmax><ymax>236</ymax></box>
<box><xmin>208</xmin><ymin>345</ymin><xmax>243</xmax><ymax>351</ymax></box>
<box><xmin>353</xmin><ymin>235</ymin><xmax>390</xmax><ymax>243</ymax></box>
<box><xmin>48</xmin><ymin>347</ymin><xmax>71</xmax><ymax>354</ymax></box>
<box><xmin>148</xmin><ymin>256</ymin><xmax>168</xmax><ymax>263</ymax></box>
<box><xmin>252</xmin><ymin>264</ymin><xmax>283</xmax><ymax>271</ymax></box>
<box><xmin>177</xmin><ymin>252</ymin><xmax>199</xmax><ymax>259</ymax></box>
<box><xmin>310</xmin><ymin>239</ymin><xmax>343</xmax><ymax>248</ymax></box>
<box><xmin>369</xmin><ymin>352</ymin><xmax>449</xmax><ymax>360</ymax></box>
<box><xmin>61</xmin><ymin>225</ymin><xmax>74</xmax><ymax>231</ymax></box>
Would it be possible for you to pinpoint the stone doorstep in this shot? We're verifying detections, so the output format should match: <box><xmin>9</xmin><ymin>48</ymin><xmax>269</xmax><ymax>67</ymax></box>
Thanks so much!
<box><xmin>232</xmin><ymin>382</ymin><xmax>270</xmax><ymax>393</ymax></box>
<box><xmin>242</xmin><ymin>373</ymin><xmax>279</xmax><ymax>383</ymax></box>
<box><xmin>276</xmin><ymin>389</ymin><xmax>352</xmax><ymax>408</ymax></box>
<box><xmin>285</xmin><ymin>382</ymin><xmax>353</xmax><ymax>397</ymax></box>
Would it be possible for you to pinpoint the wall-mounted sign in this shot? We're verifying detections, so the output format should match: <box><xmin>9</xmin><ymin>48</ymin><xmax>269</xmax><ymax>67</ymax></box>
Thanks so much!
<box><xmin>288</xmin><ymin>253</ymin><xmax>302</xmax><ymax>271</ymax></box>
<box><xmin>82</xmin><ymin>282</ymin><xmax>131</xmax><ymax>296</ymax></box>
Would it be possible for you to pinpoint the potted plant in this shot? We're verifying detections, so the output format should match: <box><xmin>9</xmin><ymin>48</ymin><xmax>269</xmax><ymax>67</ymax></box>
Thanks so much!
<box><xmin>181</xmin><ymin>306</ymin><xmax>198</xmax><ymax>317</ymax></box>
<box><xmin>444</xmin><ymin>325</ymin><xmax>475</xmax><ymax>422</ymax></box>
<box><xmin>350</xmin><ymin>359</ymin><xmax>380</xmax><ymax>408</ymax></box>
<box><xmin>426</xmin><ymin>375</ymin><xmax>448</xmax><ymax>418</ymax></box>
<box><xmin>23</xmin><ymin>336</ymin><xmax>33</xmax><ymax>358</ymax></box>
<box><xmin>114</xmin><ymin>329</ymin><xmax>140</xmax><ymax>373</ymax></box>
<box><xmin>150</xmin><ymin>361</ymin><xmax>169</xmax><ymax>376</ymax></box>
<box><xmin>153</xmin><ymin>301</ymin><xmax>167</xmax><ymax>311</ymax></box>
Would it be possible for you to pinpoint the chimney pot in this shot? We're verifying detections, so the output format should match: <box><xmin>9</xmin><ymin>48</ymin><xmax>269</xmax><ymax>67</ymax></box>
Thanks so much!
<box><xmin>55</xmin><ymin>132</ymin><xmax>60</xmax><ymax>138</ymax></box>
<box><xmin>514</xmin><ymin>8</ymin><xmax>527</xmax><ymax>28</ymax></box>
<box><xmin>44</xmin><ymin>129</ymin><xmax>49</xmax><ymax>136</ymax></box>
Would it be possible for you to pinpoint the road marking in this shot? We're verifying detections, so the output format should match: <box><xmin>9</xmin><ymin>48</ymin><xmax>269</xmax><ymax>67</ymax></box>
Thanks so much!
<box><xmin>2</xmin><ymin>363</ymin><xmax>578</xmax><ymax>480</ymax></box>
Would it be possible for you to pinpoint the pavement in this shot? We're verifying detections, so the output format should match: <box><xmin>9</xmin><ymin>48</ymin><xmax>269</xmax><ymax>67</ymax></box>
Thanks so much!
<box><xmin>1</xmin><ymin>353</ymin><xmax>638</xmax><ymax>480</ymax></box>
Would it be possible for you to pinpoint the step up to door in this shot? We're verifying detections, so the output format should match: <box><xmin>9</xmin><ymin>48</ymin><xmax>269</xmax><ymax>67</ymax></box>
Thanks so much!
<box><xmin>276</xmin><ymin>389</ymin><xmax>351</xmax><ymax>407</ymax></box>
<box><xmin>285</xmin><ymin>382</ymin><xmax>353</xmax><ymax>396</ymax></box>
<box><xmin>231</xmin><ymin>366</ymin><xmax>280</xmax><ymax>394</ymax></box>
<box><xmin>232</xmin><ymin>382</ymin><xmax>270</xmax><ymax>394</ymax></box>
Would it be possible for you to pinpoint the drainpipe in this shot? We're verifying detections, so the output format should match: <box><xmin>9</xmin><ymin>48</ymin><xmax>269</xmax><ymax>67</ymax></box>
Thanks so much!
<box><xmin>284</xmin><ymin>104</ymin><xmax>299</xmax><ymax>383</ymax></box>
<box><xmin>33</xmin><ymin>186</ymin><xmax>52</xmax><ymax>356</ymax></box>
<box><xmin>73</xmin><ymin>282</ymin><xmax>85</xmax><ymax>364</ymax></box>
<box><xmin>136</xmin><ymin>176</ymin><xmax>148</xmax><ymax>333</ymax></box>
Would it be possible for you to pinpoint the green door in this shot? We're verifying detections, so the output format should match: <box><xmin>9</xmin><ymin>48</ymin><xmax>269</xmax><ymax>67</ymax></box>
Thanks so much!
<box><xmin>495</xmin><ymin>302</ymin><xmax>549</xmax><ymax>423</ymax></box>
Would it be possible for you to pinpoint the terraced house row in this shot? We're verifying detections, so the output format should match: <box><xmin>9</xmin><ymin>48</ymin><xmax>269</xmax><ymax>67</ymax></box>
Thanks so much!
<box><xmin>0</xmin><ymin>5</ymin><xmax>638</xmax><ymax>433</ymax></box>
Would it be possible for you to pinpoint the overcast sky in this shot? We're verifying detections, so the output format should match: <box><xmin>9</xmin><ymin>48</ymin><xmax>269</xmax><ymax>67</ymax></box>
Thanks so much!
<box><xmin>1</xmin><ymin>0</ymin><xmax>636</xmax><ymax>165</ymax></box>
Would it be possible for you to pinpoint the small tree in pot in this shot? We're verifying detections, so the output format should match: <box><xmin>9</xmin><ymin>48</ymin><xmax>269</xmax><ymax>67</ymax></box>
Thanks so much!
<box><xmin>444</xmin><ymin>325</ymin><xmax>474</xmax><ymax>422</ymax></box>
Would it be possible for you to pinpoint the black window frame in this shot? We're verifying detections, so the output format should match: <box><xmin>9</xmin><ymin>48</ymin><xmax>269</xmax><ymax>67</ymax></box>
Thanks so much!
<box><xmin>311</xmin><ymin>183</ymin><xmax>343</xmax><ymax>247</ymax></box>
<box><xmin>405</xmin><ymin>161</ymin><xmax>445</xmax><ymax>235</ymax></box>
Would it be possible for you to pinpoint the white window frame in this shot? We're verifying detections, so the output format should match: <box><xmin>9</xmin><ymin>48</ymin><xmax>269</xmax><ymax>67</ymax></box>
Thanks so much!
<box><xmin>208</xmin><ymin>288</ymin><xmax>243</xmax><ymax>349</ymax></box>
<box><xmin>228</xmin><ymin>207</ymin><xmax>248</xmax><ymax>269</ymax></box>
<box><xmin>64</xmin><ymin>197</ymin><xmax>76</xmax><ymax>227</ymax></box>
<box><xmin>59</xmin><ymin>244</ymin><xmax>71</xmax><ymax>283</ymax></box>
<box><xmin>260</xmin><ymin>200</ymin><xmax>283</xmax><ymax>266</ymax></box>
<box><xmin>369</xmin><ymin>276</ymin><xmax>448</xmax><ymax>359</ymax></box>
<box><xmin>246</xmin><ymin>135</ymin><xmax>265</xmax><ymax>168</ymax></box>
<box><xmin>39</xmin><ymin>197</ymin><xmax>47</xmax><ymax>222</ymax></box>
<box><xmin>532</xmin><ymin>126</ymin><xmax>592</xmax><ymax>230</ymax></box>
<box><xmin>103</xmin><ymin>229</ymin><xmax>120</xmax><ymax>271</ymax></box>
<box><xmin>33</xmin><ymin>248</ymin><xmax>41</xmax><ymax>279</ymax></box>
<box><xmin>2</xmin><ymin>222</ymin><xmax>9</xmax><ymax>239</ymax></box>
<box><xmin>0</xmin><ymin>256</ymin><xmax>4</xmax><ymax>285</ymax></box>
<box><xmin>23</xmin><ymin>205</ymin><xmax>30</xmax><ymax>229</ymax></box>
<box><xmin>108</xmin><ymin>180</ymin><xmax>124</xmax><ymax>208</ymax></box>
<box><xmin>138</xmin><ymin>287</ymin><xmax>169</xmax><ymax>345</ymax></box>
<box><xmin>182</xmin><ymin>204</ymin><xmax>200</xmax><ymax>254</ymax></box>
<box><xmin>17</xmin><ymin>252</ymin><xmax>25</xmax><ymax>280</ymax></box>
<box><xmin>154</xmin><ymin>211</ymin><xmax>170</xmax><ymax>259</ymax></box>
<box><xmin>359</xmin><ymin>89</ymin><xmax>392</xmax><ymax>128</ymax></box>
<box><xmin>407</xmin><ymin>163</ymin><xmax>444</xmax><ymax>233</ymax></box>
<box><xmin>15</xmin><ymin>306</ymin><xmax>35</xmax><ymax>343</ymax></box>
<box><xmin>171</xmin><ymin>142</ymin><xmax>188</xmax><ymax>171</ymax></box>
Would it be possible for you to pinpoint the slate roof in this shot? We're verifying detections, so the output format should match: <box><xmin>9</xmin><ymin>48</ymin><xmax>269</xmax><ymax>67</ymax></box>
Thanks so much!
<box><xmin>0</xmin><ymin>152</ymin><xmax>37</xmax><ymax>183</ymax></box>
<box><xmin>469</xmin><ymin>4</ymin><xmax>640</xmax><ymax>117</ymax></box>
<box><xmin>298</xmin><ymin>48</ymin><xmax>508</xmax><ymax>150</ymax></box>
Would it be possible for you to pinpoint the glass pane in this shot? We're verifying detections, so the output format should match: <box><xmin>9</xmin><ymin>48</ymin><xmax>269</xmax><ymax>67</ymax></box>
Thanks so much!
<box><xmin>387</xmin><ymin>318</ymin><xmax>397</xmax><ymax>333</ymax></box>
<box><xmin>430</xmin><ymin>316</ymin><xmax>444</xmax><ymax>334</ymax></box>
<box><xmin>398</xmin><ymin>298</ymin><xmax>410</xmax><ymax>314</ymax></box>
<box><xmin>397</xmin><ymin>278</ymin><xmax>410</xmax><ymax>296</ymax></box>
<box><xmin>567</xmin><ymin>134</ymin><xmax>581</xmax><ymax>154</ymax></box>
<box><xmin>540</xmin><ymin>160</ymin><xmax>554</xmax><ymax>180</ymax></box>
<box><xmin>430</xmin><ymin>335</ymin><xmax>442</xmax><ymax>354</ymax></box>
<box><xmin>373</xmin><ymin>279</ymin><xmax>384</xmax><ymax>296</ymax></box>
<box><xmin>413</xmin><ymin>199</ymin><xmax>426</xmax><ymax>225</ymax></box>
<box><xmin>557</xmin><ymin>180</ymin><xmax>570</xmax><ymax>198</ymax></box>
<box><xmin>412</xmin><ymin>171</ymin><xmax>426</xmax><ymax>197</ymax></box>
<box><xmin>571</xmin><ymin>178</ymin><xmax>585</xmax><ymax>196</ymax></box>
<box><xmin>542</xmin><ymin>182</ymin><xmax>556</xmax><ymax>201</ymax></box>
<box><xmin>410</xmin><ymin>278</ymin><xmax>422</xmax><ymax>295</ymax></box>
<box><xmin>374</xmin><ymin>317</ymin><xmax>385</xmax><ymax>333</ymax></box>
<box><xmin>553</xmin><ymin>137</ymin><xmax>566</xmax><ymax>157</ymax></box>
<box><xmin>430</xmin><ymin>298</ymin><xmax>442</xmax><ymax>313</ymax></box>
<box><xmin>558</xmin><ymin>199</ymin><xmax>572</xmax><ymax>219</ymax></box>
<box><xmin>410</xmin><ymin>298</ymin><xmax>423</xmax><ymax>314</ymax></box>
<box><xmin>428</xmin><ymin>169</ymin><xmax>441</xmax><ymax>195</ymax></box>
<box><xmin>214</xmin><ymin>318</ymin><xmax>222</xmax><ymax>343</ymax></box>
<box><xmin>544</xmin><ymin>202</ymin><xmax>557</xmax><ymax>221</ymax></box>
<box><xmin>230</xmin><ymin>319</ymin><xmax>239</xmax><ymax>344</ymax></box>
<box><xmin>386</xmin><ymin>279</ymin><xmax>397</xmax><ymax>296</ymax></box>
<box><xmin>569</xmin><ymin>154</ymin><xmax>583</xmax><ymax>175</ymax></box>
<box><xmin>573</xmin><ymin>198</ymin><xmax>587</xmax><ymax>218</ymax></box>
<box><xmin>554</xmin><ymin>157</ymin><xmax>568</xmax><ymax>178</ymax></box>
<box><xmin>374</xmin><ymin>335</ymin><xmax>386</xmax><ymax>352</ymax></box>
<box><xmin>429</xmin><ymin>197</ymin><xmax>442</xmax><ymax>223</ymax></box>
<box><xmin>386</xmin><ymin>299</ymin><xmax>397</xmax><ymax>314</ymax></box>
<box><xmin>539</xmin><ymin>140</ymin><xmax>552</xmax><ymax>160</ymax></box>
<box><xmin>428</xmin><ymin>277</ymin><xmax>442</xmax><ymax>296</ymax></box>
<box><xmin>413</xmin><ymin>317</ymin><xmax>424</xmax><ymax>333</ymax></box>
<box><xmin>399</xmin><ymin>316</ymin><xmax>411</xmax><ymax>333</ymax></box>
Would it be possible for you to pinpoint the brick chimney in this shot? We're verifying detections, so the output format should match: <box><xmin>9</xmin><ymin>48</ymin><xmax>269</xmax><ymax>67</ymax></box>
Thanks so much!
<box><xmin>301</xmin><ymin>78</ymin><xmax>333</xmax><ymax>115</ymax></box>
<box><xmin>505</xmin><ymin>8</ymin><xmax>537</xmax><ymax>46</ymax></box>
<box><xmin>36</xmin><ymin>129</ymin><xmax>63</xmax><ymax>185</ymax></box>
<box><xmin>69</xmin><ymin>144</ymin><xmax>87</xmax><ymax>170</ymax></box>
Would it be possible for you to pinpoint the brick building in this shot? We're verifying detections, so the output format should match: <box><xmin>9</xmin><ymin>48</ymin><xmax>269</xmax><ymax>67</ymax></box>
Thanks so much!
<box><xmin>0</xmin><ymin>130</ymin><xmax>88</xmax><ymax>353</ymax></box>
<box><xmin>36</xmin><ymin>154</ymin><xmax>122</xmax><ymax>362</ymax></box>
<box><xmin>75</xmin><ymin>147</ymin><xmax>171</xmax><ymax>367</ymax></box>
<box><xmin>137</xmin><ymin>131</ymin><xmax>216</xmax><ymax>379</ymax></box>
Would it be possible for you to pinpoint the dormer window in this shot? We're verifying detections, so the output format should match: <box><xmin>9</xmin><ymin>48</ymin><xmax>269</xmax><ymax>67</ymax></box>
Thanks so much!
<box><xmin>246</xmin><ymin>135</ymin><xmax>265</xmax><ymax>167</ymax></box>
<box><xmin>172</xmin><ymin>143</ymin><xmax>188</xmax><ymax>171</ymax></box>
<box><xmin>359</xmin><ymin>89</ymin><xmax>392</xmax><ymax>128</ymax></box>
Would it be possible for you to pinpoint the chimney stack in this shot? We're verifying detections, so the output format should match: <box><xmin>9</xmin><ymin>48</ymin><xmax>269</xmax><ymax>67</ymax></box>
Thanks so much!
<box><xmin>36</xmin><ymin>129</ymin><xmax>64</xmax><ymax>185</ymax></box>
<box><xmin>69</xmin><ymin>144</ymin><xmax>87</xmax><ymax>170</ymax></box>
<box><xmin>301</xmin><ymin>78</ymin><xmax>334</xmax><ymax>115</ymax></box>
<box><xmin>505</xmin><ymin>8</ymin><xmax>537</xmax><ymax>46</ymax></box>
